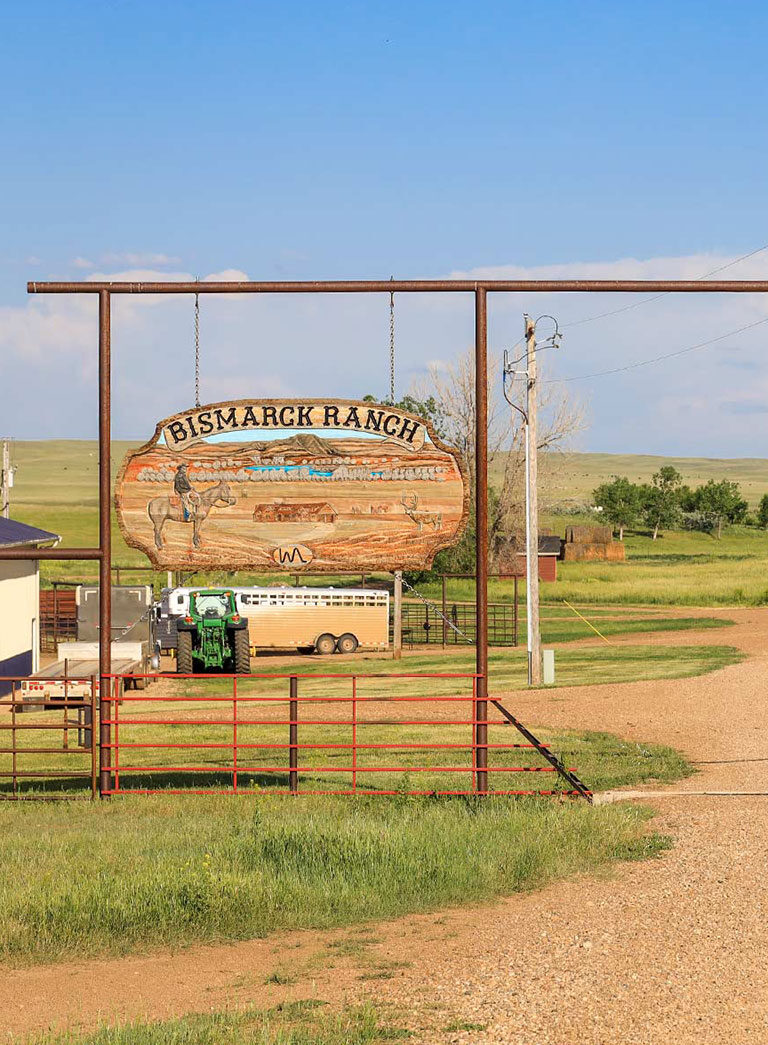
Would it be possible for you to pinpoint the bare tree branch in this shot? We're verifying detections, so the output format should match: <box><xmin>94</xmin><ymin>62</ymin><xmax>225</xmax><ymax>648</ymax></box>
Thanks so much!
<box><xmin>413</xmin><ymin>348</ymin><xmax>587</xmax><ymax>562</ymax></box>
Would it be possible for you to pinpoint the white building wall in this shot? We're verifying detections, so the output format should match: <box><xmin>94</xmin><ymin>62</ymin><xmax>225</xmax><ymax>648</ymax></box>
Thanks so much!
<box><xmin>0</xmin><ymin>560</ymin><xmax>39</xmax><ymax>666</ymax></box>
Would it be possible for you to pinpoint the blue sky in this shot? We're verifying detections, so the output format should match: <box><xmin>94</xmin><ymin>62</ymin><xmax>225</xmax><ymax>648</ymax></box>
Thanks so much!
<box><xmin>2</xmin><ymin>1</ymin><xmax>768</xmax><ymax>454</ymax></box>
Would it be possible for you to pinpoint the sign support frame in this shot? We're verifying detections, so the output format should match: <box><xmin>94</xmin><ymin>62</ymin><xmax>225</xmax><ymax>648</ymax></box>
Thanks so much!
<box><xmin>5</xmin><ymin>276</ymin><xmax>767</xmax><ymax>797</ymax></box>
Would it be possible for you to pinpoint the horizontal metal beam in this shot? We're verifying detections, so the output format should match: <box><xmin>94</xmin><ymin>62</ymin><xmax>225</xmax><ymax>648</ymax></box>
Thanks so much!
<box><xmin>27</xmin><ymin>279</ymin><xmax>768</xmax><ymax>295</ymax></box>
<box><xmin>0</xmin><ymin>547</ymin><xmax>102</xmax><ymax>560</ymax></box>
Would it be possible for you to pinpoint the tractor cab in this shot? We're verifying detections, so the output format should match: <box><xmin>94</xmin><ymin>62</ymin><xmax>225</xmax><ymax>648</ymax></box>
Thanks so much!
<box><xmin>194</xmin><ymin>591</ymin><xmax>233</xmax><ymax>619</ymax></box>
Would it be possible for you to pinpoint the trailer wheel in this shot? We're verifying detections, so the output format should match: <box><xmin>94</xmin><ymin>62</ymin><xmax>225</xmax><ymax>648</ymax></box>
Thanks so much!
<box><xmin>336</xmin><ymin>633</ymin><xmax>359</xmax><ymax>655</ymax></box>
<box><xmin>234</xmin><ymin>629</ymin><xmax>251</xmax><ymax>674</ymax></box>
<box><xmin>177</xmin><ymin>631</ymin><xmax>194</xmax><ymax>674</ymax></box>
<box><xmin>315</xmin><ymin>633</ymin><xmax>336</xmax><ymax>655</ymax></box>
<box><xmin>133</xmin><ymin>675</ymin><xmax>147</xmax><ymax>691</ymax></box>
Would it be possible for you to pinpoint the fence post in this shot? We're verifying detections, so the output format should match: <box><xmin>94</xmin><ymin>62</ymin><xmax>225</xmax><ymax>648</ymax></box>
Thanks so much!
<box><xmin>11</xmin><ymin>680</ymin><xmax>17</xmax><ymax>797</ymax></box>
<box><xmin>514</xmin><ymin>576</ymin><xmax>519</xmax><ymax>647</ymax></box>
<box><xmin>351</xmin><ymin>676</ymin><xmax>357</xmax><ymax>792</ymax></box>
<box><xmin>289</xmin><ymin>675</ymin><xmax>298</xmax><ymax>794</ymax></box>
<box><xmin>89</xmin><ymin>676</ymin><xmax>97</xmax><ymax>798</ymax></box>
<box><xmin>98</xmin><ymin>677</ymin><xmax>113</xmax><ymax>797</ymax></box>
<box><xmin>233</xmin><ymin>675</ymin><xmax>238</xmax><ymax>794</ymax></box>
<box><xmin>442</xmin><ymin>574</ymin><xmax>447</xmax><ymax>648</ymax></box>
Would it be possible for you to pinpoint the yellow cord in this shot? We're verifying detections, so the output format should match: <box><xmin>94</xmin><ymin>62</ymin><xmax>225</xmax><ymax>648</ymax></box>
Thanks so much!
<box><xmin>562</xmin><ymin>599</ymin><xmax>614</xmax><ymax>645</ymax></box>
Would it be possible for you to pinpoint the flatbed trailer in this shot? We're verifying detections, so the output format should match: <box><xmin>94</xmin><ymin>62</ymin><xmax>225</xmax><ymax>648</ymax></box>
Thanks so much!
<box><xmin>19</xmin><ymin>642</ymin><xmax>150</xmax><ymax>709</ymax></box>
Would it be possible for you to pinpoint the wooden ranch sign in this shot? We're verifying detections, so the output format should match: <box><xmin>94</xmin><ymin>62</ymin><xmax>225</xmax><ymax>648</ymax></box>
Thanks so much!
<box><xmin>115</xmin><ymin>399</ymin><xmax>469</xmax><ymax>572</ymax></box>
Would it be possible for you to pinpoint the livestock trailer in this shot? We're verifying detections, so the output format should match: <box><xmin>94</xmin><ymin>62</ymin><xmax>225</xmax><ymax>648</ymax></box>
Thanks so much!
<box><xmin>157</xmin><ymin>586</ymin><xmax>390</xmax><ymax>654</ymax></box>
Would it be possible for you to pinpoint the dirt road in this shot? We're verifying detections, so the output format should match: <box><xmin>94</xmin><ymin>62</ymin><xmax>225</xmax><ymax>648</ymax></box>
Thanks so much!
<box><xmin>2</xmin><ymin>609</ymin><xmax>766</xmax><ymax>1044</ymax></box>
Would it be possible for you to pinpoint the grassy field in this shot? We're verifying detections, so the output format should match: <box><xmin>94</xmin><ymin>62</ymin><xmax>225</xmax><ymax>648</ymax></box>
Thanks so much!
<box><xmin>5</xmin><ymin>441</ymin><xmax>768</xmax><ymax>603</ymax></box>
<box><xmin>503</xmin><ymin>451</ymin><xmax>768</xmax><ymax>509</ymax></box>
<box><xmin>32</xmin><ymin>1002</ymin><xmax>411</xmax><ymax>1045</ymax></box>
<box><xmin>0</xmin><ymin>791</ymin><xmax>674</xmax><ymax>967</ymax></box>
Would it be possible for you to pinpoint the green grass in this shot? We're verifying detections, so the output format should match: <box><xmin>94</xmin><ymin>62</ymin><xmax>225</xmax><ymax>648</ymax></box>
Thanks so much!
<box><xmin>408</xmin><ymin>601</ymin><xmax>734</xmax><ymax>643</ymax></box>
<box><xmin>417</xmin><ymin>524</ymin><xmax>768</xmax><ymax>607</ymax></box>
<box><xmin>169</xmin><ymin>643</ymin><xmax>743</xmax><ymax>692</ymax></box>
<box><xmin>30</xmin><ymin>1001</ymin><xmax>408</xmax><ymax>1045</ymax></box>
<box><xmin>549</xmin><ymin>524</ymin><xmax>768</xmax><ymax>606</ymax></box>
<box><xmin>0</xmin><ymin>792</ymin><xmax>675</xmax><ymax>967</ymax></box>
<box><xmin>533</xmin><ymin>452</ymin><xmax>768</xmax><ymax>508</ymax></box>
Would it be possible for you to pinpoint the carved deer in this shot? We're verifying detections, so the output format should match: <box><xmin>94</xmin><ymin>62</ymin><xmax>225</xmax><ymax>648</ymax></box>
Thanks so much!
<box><xmin>401</xmin><ymin>492</ymin><xmax>442</xmax><ymax>533</ymax></box>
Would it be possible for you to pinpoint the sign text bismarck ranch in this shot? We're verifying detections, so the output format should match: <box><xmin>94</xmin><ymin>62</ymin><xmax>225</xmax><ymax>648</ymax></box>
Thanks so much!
<box><xmin>164</xmin><ymin>401</ymin><xmax>426</xmax><ymax>452</ymax></box>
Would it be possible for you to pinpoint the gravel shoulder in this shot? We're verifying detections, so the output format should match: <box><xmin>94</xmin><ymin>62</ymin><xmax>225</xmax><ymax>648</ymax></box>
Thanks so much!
<box><xmin>2</xmin><ymin>607</ymin><xmax>767</xmax><ymax>1044</ymax></box>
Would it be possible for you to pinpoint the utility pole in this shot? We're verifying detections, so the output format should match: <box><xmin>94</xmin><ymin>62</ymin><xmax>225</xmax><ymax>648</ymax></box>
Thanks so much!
<box><xmin>393</xmin><ymin>569</ymin><xmax>403</xmax><ymax>659</ymax></box>
<box><xmin>524</xmin><ymin>316</ymin><xmax>542</xmax><ymax>685</ymax></box>
<box><xmin>1</xmin><ymin>440</ymin><xmax>11</xmax><ymax>519</ymax></box>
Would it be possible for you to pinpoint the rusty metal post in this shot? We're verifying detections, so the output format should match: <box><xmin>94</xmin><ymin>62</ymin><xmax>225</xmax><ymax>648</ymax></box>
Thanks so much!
<box><xmin>289</xmin><ymin>675</ymin><xmax>298</xmax><ymax>794</ymax></box>
<box><xmin>98</xmin><ymin>290</ymin><xmax>112</xmax><ymax>797</ymax></box>
<box><xmin>474</xmin><ymin>288</ymin><xmax>488</xmax><ymax>793</ymax></box>
<box><xmin>392</xmin><ymin>570</ymin><xmax>402</xmax><ymax>659</ymax></box>
<box><xmin>514</xmin><ymin>575</ymin><xmax>519</xmax><ymax>647</ymax></box>
<box><xmin>11</xmin><ymin>680</ymin><xmax>17</xmax><ymax>797</ymax></box>
<box><xmin>442</xmin><ymin>574</ymin><xmax>447</xmax><ymax>648</ymax></box>
<box><xmin>53</xmin><ymin>582</ymin><xmax>59</xmax><ymax>651</ymax></box>
<box><xmin>232</xmin><ymin>675</ymin><xmax>238</xmax><ymax>793</ymax></box>
<box><xmin>89</xmin><ymin>675</ymin><xmax>97</xmax><ymax>798</ymax></box>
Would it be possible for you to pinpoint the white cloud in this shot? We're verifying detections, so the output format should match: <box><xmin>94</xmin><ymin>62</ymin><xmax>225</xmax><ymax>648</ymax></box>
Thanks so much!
<box><xmin>100</xmin><ymin>252</ymin><xmax>182</xmax><ymax>267</ymax></box>
<box><xmin>2</xmin><ymin>252</ymin><xmax>768</xmax><ymax>454</ymax></box>
<box><xmin>71</xmin><ymin>257</ymin><xmax>95</xmax><ymax>270</ymax></box>
<box><xmin>203</xmin><ymin>269</ymin><xmax>250</xmax><ymax>282</ymax></box>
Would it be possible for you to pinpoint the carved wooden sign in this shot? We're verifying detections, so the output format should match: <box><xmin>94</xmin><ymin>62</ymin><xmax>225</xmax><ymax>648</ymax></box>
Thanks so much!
<box><xmin>115</xmin><ymin>399</ymin><xmax>469</xmax><ymax>572</ymax></box>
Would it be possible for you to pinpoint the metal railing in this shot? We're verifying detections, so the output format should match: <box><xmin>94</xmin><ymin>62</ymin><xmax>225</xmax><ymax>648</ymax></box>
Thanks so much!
<box><xmin>397</xmin><ymin>601</ymin><xmax>518</xmax><ymax>647</ymax></box>
<box><xmin>99</xmin><ymin>672</ymin><xmax>585</xmax><ymax>798</ymax></box>
<box><xmin>0</xmin><ymin>677</ymin><xmax>98</xmax><ymax>799</ymax></box>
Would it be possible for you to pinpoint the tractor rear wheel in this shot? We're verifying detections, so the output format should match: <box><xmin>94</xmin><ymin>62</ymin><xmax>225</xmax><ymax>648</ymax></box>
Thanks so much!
<box><xmin>315</xmin><ymin>633</ymin><xmax>336</xmax><ymax>655</ymax></box>
<box><xmin>234</xmin><ymin>629</ymin><xmax>251</xmax><ymax>674</ymax></box>
<box><xmin>336</xmin><ymin>632</ymin><xmax>359</xmax><ymax>654</ymax></box>
<box><xmin>177</xmin><ymin>631</ymin><xmax>193</xmax><ymax>674</ymax></box>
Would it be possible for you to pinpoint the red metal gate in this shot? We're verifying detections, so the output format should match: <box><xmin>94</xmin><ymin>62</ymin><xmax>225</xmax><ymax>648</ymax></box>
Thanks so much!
<box><xmin>0</xmin><ymin>677</ymin><xmax>98</xmax><ymax>799</ymax></box>
<box><xmin>101</xmin><ymin>672</ymin><xmax>586</xmax><ymax>798</ymax></box>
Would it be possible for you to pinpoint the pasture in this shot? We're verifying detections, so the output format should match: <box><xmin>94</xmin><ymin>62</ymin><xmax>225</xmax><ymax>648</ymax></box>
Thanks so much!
<box><xmin>8</xmin><ymin>441</ymin><xmax>768</xmax><ymax>604</ymax></box>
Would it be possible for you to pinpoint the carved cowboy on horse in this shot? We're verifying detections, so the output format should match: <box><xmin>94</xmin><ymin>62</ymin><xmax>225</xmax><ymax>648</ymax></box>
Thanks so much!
<box><xmin>147</xmin><ymin>465</ymin><xmax>236</xmax><ymax>550</ymax></box>
<box><xmin>174</xmin><ymin>463</ymin><xmax>200</xmax><ymax>521</ymax></box>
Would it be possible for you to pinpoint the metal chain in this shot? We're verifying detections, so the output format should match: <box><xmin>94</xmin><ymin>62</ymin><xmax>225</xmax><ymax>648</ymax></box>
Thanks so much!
<box><xmin>389</xmin><ymin>276</ymin><xmax>395</xmax><ymax>404</ymax></box>
<box><xmin>400</xmin><ymin>576</ymin><xmax>475</xmax><ymax>644</ymax></box>
<box><xmin>194</xmin><ymin>287</ymin><xmax>201</xmax><ymax>408</ymax></box>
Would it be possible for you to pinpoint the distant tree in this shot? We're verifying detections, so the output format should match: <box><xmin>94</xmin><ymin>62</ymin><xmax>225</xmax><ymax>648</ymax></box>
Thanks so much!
<box><xmin>690</xmin><ymin>479</ymin><xmax>748</xmax><ymax>539</ymax></box>
<box><xmin>678</xmin><ymin>484</ymin><xmax>697</xmax><ymax>512</ymax></box>
<box><xmin>592</xmin><ymin>476</ymin><xmax>644</xmax><ymax>541</ymax></box>
<box><xmin>758</xmin><ymin>493</ymin><xmax>768</xmax><ymax>529</ymax></box>
<box><xmin>362</xmin><ymin>393</ymin><xmax>448</xmax><ymax>437</ymax></box>
<box><xmin>642</xmin><ymin>465</ymin><xmax>684</xmax><ymax>540</ymax></box>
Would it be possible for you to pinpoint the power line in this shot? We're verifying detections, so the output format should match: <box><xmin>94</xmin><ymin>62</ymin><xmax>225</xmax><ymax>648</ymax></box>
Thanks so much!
<box><xmin>562</xmin><ymin>243</ymin><xmax>768</xmax><ymax>329</ymax></box>
<box><xmin>546</xmin><ymin>315</ymin><xmax>768</xmax><ymax>383</ymax></box>
<box><xmin>505</xmin><ymin>243</ymin><xmax>768</xmax><ymax>359</ymax></box>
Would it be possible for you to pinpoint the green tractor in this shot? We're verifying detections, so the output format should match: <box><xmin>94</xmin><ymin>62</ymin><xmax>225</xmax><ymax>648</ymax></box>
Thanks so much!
<box><xmin>176</xmin><ymin>589</ymin><xmax>251</xmax><ymax>674</ymax></box>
